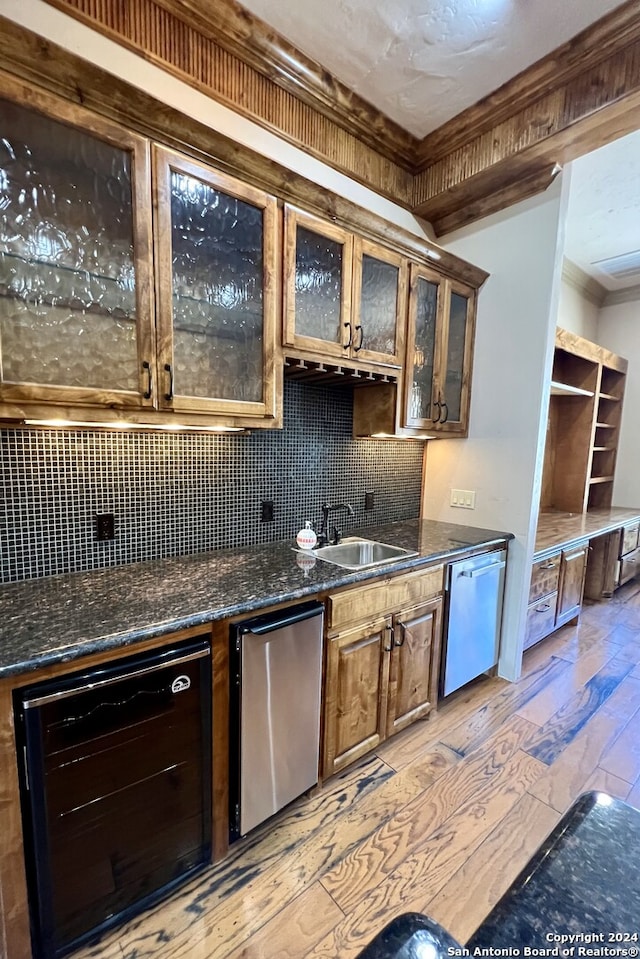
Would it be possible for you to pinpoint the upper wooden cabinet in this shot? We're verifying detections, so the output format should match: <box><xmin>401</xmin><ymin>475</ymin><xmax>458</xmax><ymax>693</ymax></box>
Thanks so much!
<box><xmin>402</xmin><ymin>264</ymin><xmax>476</xmax><ymax>435</ymax></box>
<box><xmin>283</xmin><ymin>206</ymin><xmax>406</xmax><ymax>369</ymax></box>
<box><xmin>153</xmin><ymin>147</ymin><xmax>278</xmax><ymax>421</ymax></box>
<box><xmin>0</xmin><ymin>81</ymin><xmax>280</xmax><ymax>429</ymax></box>
<box><xmin>540</xmin><ymin>328</ymin><xmax>628</xmax><ymax>513</ymax></box>
<box><xmin>0</xmin><ymin>87</ymin><xmax>155</xmax><ymax>415</ymax></box>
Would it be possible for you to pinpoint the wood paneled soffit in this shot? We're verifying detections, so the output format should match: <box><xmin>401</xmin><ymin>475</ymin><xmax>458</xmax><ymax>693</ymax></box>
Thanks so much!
<box><xmin>40</xmin><ymin>0</ymin><xmax>415</xmax><ymax>208</ymax></box>
<box><xmin>17</xmin><ymin>0</ymin><xmax>640</xmax><ymax>234</ymax></box>
<box><xmin>0</xmin><ymin>18</ymin><xmax>487</xmax><ymax>288</ymax></box>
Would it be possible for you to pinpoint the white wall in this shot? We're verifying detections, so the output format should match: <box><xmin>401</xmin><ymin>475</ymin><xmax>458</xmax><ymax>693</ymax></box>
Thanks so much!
<box><xmin>558</xmin><ymin>277</ymin><xmax>600</xmax><ymax>339</ymax></box>
<box><xmin>424</xmin><ymin>179</ymin><xmax>569</xmax><ymax>681</ymax></box>
<box><xmin>596</xmin><ymin>297</ymin><xmax>640</xmax><ymax>508</ymax></box>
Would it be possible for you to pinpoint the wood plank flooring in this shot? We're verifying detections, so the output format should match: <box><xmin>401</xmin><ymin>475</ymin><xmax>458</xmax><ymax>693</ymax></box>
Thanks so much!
<box><xmin>74</xmin><ymin>581</ymin><xmax>640</xmax><ymax>959</ymax></box>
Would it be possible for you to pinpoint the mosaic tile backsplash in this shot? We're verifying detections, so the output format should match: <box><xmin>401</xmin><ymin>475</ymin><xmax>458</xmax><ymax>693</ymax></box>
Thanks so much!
<box><xmin>1</xmin><ymin>381</ymin><xmax>423</xmax><ymax>583</ymax></box>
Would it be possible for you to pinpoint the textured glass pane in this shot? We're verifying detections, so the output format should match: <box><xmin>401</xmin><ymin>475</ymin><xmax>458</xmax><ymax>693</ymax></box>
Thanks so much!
<box><xmin>0</xmin><ymin>99</ymin><xmax>138</xmax><ymax>391</ymax></box>
<box><xmin>170</xmin><ymin>172</ymin><xmax>264</xmax><ymax>402</ymax></box>
<box><xmin>444</xmin><ymin>292</ymin><xmax>469</xmax><ymax>422</ymax></box>
<box><xmin>359</xmin><ymin>254</ymin><xmax>398</xmax><ymax>355</ymax></box>
<box><xmin>294</xmin><ymin>225</ymin><xmax>343</xmax><ymax>343</ymax></box>
<box><xmin>409</xmin><ymin>278</ymin><xmax>438</xmax><ymax>420</ymax></box>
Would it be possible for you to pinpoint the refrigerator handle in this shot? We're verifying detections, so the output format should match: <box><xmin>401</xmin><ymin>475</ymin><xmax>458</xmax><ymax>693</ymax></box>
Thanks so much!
<box><xmin>460</xmin><ymin>561</ymin><xmax>506</xmax><ymax>579</ymax></box>
<box><xmin>242</xmin><ymin>602</ymin><xmax>323</xmax><ymax>636</ymax></box>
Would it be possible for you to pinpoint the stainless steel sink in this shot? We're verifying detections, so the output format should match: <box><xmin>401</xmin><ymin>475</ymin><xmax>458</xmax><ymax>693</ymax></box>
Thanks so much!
<box><xmin>298</xmin><ymin>536</ymin><xmax>418</xmax><ymax>570</ymax></box>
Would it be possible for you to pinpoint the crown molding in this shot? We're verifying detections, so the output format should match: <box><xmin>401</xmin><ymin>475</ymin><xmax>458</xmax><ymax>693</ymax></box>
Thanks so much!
<box><xmin>603</xmin><ymin>284</ymin><xmax>640</xmax><ymax>307</ymax></box>
<box><xmin>562</xmin><ymin>260</ymin><xmax>607</xmax><ymax>308</ymax></box>
<box><xmin>15</xmin><ymin>0</ymin><xmax>640</xmax><ymax>235</ymax></box>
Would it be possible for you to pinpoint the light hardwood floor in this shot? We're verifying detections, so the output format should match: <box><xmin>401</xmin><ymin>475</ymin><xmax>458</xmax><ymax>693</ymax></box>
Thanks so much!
<box><xmin>75</xmin><ymin>581</ymin><xmax>640</xmax><ymax>959</ymax></box>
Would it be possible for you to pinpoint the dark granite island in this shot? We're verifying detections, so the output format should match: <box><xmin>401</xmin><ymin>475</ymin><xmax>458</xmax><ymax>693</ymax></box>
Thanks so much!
<box><xmin>356</xmin><ymin>792</ymin><xmax>640</xmax><ymax>958</ymax></box>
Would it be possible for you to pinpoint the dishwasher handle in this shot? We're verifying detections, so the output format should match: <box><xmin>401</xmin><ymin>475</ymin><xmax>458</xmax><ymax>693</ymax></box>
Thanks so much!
<box><xmin>459</xmin><ymin>560</ymin><xmax>506</xmax><ymax>579</ymax></box>
<box><xmin>240</xmin><ymin>601</ymin><xmax>324</xmax><ymax>636</ymax></box>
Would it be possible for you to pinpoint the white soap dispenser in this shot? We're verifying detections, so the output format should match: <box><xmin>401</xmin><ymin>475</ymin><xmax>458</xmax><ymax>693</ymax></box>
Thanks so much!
<box><xmin>296</xmin><ymin>521</ymin><xmax>318</xmax><ymax>550</ymax></box>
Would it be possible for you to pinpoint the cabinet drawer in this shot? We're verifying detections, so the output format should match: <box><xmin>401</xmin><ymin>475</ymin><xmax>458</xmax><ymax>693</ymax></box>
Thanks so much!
<box><xmin>524</xmin><ymin>591</ymin><xmax>558</xmax><ymax>651</ymax></box>
<box><xmin>529</xmin><ymin>554</ymin><xmax>561</xmax><ymax>603</ymax></box>
<box><xmin>327</xmin><ymin>565</ymin><xmax>444</xmax><ymax>631</ymax></box>
<box><xmin>619</xmin><ymin>547</ymin><xmax>640</xmax><ymax>587</ymax></box>
<box><xmin>622</xmin><ymin>524</ymin><xmax>639</xmax><ymax>557</ymax></box>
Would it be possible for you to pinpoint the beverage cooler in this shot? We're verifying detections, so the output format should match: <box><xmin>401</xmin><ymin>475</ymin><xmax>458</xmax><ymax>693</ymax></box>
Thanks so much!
<box><xmin>13</xmin><ymin>637</ymin><xmax>212</xmax><ymax>959</ymax></box>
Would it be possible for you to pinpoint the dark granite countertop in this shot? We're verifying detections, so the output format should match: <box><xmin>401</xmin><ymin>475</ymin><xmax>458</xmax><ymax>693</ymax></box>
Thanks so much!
<box><xmin>0</xmin><ymin>519</ymin><xmax>511</xmax><ymax>681</ymax></box>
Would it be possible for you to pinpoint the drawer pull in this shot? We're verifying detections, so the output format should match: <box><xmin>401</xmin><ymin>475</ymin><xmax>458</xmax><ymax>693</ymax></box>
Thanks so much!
<box><xmin>540</xmin><ymin>562</ymin><xmax>556</xmax><ymax>570</ymax></box>
<box><xmin>535</xmin><ymin>603</ymin><xmax>552</xmax><ymax>612</ymax></box>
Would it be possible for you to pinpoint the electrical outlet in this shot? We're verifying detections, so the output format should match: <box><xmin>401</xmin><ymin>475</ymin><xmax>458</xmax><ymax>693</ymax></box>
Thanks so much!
<box><xmin>95</xmin><ymin>513</ymin><xmax>115</xmax><ymax>541</ymax></box>
<box><xmin>365</xmin><ymin>490</ymin><xmax>375</xmax><ymax>511</ymax></box>
<box><xmin>450</xmin><ymin>489</ymin><xmax>476</xmax><ymax>509</ymax></box>
<box><xmin>260</xmin><ymin>500</ymin><xmax>274</xmax><ymax>523</ymax></box>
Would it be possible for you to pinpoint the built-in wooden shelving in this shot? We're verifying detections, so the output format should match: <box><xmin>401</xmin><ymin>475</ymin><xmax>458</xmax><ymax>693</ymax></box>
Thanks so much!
<box><xmin>540</xmin><ymin>328</ymin><xmax>628</xmax><ymax>515</ymax></box>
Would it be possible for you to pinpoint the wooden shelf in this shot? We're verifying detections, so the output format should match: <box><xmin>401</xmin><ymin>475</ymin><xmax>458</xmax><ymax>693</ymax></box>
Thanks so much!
<box><xmin>541</xmin><ymin>328</ymin><xmax>627</xmax><ymax>514</ymax></box>
<box><xmin>550</xmin><ymin>380</ymin><xmax>594</xmax><ymax>397</ymax></box>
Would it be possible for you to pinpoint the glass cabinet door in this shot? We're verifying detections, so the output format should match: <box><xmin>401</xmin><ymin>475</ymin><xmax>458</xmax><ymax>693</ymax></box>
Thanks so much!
<box><xmin>0</xmin><ymin>84</ymin><xmax>154</xmax><ymax>411</ymax></box>
<box><xmin>351</xmin><ymin>238</ymin><xmax>406</xmax><ymax>367</ymax></box>
<box><xmin>153</xmin><ymin>147</ymin><xmax>278</xmax><ymax>420</ymax></box>
<box><xmin>283</xmin><ymin>207</ymin><xmax>353</xmax><ymax>359</ymax></box>
<box><xmin>438</xmin><ymin>280</ymin><xmax>475</xmax><ymax>434</ymax></box>
<box><xmin>403</xmin><ymin>265</ymin><xmax>441</xmax><ymax>428</ymax></box>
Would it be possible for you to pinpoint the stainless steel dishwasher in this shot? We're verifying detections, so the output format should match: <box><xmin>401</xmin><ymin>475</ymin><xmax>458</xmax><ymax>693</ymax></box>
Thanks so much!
<box><xmin>441</xmin><ymin>548</ymin><xmax>507</xmax><ymax>697</ymax></box>
<box><xmin>229</xmin><ymin>600</ymin><xmax>324</xmax><ymax>839</ymax></box>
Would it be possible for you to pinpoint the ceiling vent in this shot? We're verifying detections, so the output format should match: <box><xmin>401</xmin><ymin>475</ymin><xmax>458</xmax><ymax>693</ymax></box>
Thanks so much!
<box><xmin>591</xmin><ymin>250</ymin><xmax>640</xmax><ymax>284</ymax></box>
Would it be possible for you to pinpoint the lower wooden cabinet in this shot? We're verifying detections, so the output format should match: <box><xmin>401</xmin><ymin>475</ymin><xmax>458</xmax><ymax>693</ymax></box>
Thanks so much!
<box><xmin>524</xmin><ymin>545</ymin><xmax>588</xmax><ymax>651</ymax></box>
<box><xmin>386</xmin><ymin>598</ymin><xmax>442</xmax><ymax>738</ymax></box>
<box><xmin>322</xmin><ymin>616</ymin><xmax>392</xmax><ymax>777</ymax></box>
<box><xmin>322</xmin><ymin>570</ymin><xmax>444</xmax><ymax>779</ymax></box>
<box><xmin>556</xmin><ymin>546</ymin><xmax>588</xmax><ymax>628</ymax></box>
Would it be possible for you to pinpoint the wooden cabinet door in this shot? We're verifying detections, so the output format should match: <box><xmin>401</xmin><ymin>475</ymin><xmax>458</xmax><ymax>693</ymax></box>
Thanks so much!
<box><xmin>402</xmin><ymin>265</ymin><xmax>475</xmax><ymax>436</ymax></box>
<box><xmin>350</xmin><ymin>237</ymin><xmax>407</xmax><ymax>367</ymax></box>
<box><xmin>322</xmin><ymin>617</ymin><xmax>391</xmax><ymax>778</ymax></box>
<box><xmin>436</xmin><ymin>279</ymin><xmax>476</xmax><ymax>435</ymax></box>
<box><xmin>556</xmin><ymin>546</ymin><xmax>588</xmax><ymax>627</ymax></box>
<box><xmin>386</xmin><ymin>597</ymin><xmax>442</xmax><ymax>738</ymax></box>
<box><xmin>283</xmin><ymin>206</ymin><xmax>353</xmax><ymax>359</ymax></box>
<box><xmin>0</xmin><ymin>81</ymin><xmax>155</xmax><ymax>413</ymax></box>
<box><xmin>153</xmin><ymin>146</ymin><xmax>279</xmax><ymax>421</ymax></box>
<box><xmin>403</xmin><ymin>263</ymin><xmax>442</xmax><ymax>429</ymax></box>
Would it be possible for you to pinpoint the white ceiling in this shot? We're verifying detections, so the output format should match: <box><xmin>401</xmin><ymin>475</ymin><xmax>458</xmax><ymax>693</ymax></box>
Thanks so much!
<box><xmin>239</xmin><ymin>0</ymin><xmax>626</xmax><ymax>138</ymax></box>
<box><xmin>565</xmin><ymin>131</ymin><xmax>640</xmax><ymax>293</ymax></box>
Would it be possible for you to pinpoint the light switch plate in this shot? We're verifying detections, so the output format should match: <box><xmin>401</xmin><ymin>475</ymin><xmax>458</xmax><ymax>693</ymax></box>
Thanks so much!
<box><xmin>450</xmin><ymin>488</ymin><xmax>476</xmax><ymax>509</ymax></box>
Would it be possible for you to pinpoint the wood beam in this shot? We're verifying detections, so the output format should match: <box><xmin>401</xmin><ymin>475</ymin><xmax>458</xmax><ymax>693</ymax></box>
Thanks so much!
<box><xmin>413</xmin><ymin>0</ymin><xmax>640</xmax><ymax>233</ymax></box>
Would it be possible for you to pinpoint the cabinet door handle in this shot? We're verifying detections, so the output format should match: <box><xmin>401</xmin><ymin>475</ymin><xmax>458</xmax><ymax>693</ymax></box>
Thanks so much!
<box><xmin>439</xmin><ymin>393</ymin><xmax>448</xmax><ymax>424</ymax></box>
<box><xmin>354</xmin><ymin>325</ymin><xmax>364</xmax><ymax>352</ymax></box>
<box><xmin>142</xmin><ymin>360</ymin><xmax>153</xmax><ymax>400</ymax></box>
<box><xmin>394</xmin><ymin>622</ymin><xmax>406</xmax><ymax>647</ymax></box>
<box><xmin>540</xmin><ymin>562</ymin><xmax>556</xmax><ymax>570</ymax></box>
<box><xmin>164</xmin><ymin>363</ymin><xmax>174</xmax><ymax>401</ymax></box>
<box><xmin>432</xmin><ymin>396</ymin><xmax>441</xmax><ymax>421</ymax></box>
<box><xmin>343</xmin><ymin>322</ymin><xmax>353</xmax><ymax>349</ymax></box>
<box><xmin>384</xmin><ymin>624</ymin><xmax>394</xmax><ymax>652</ymax></box>
<box><xmin>535</xmin><ymin>603</ymin><xmax>552</xmax><ymax>612</ymax></box>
